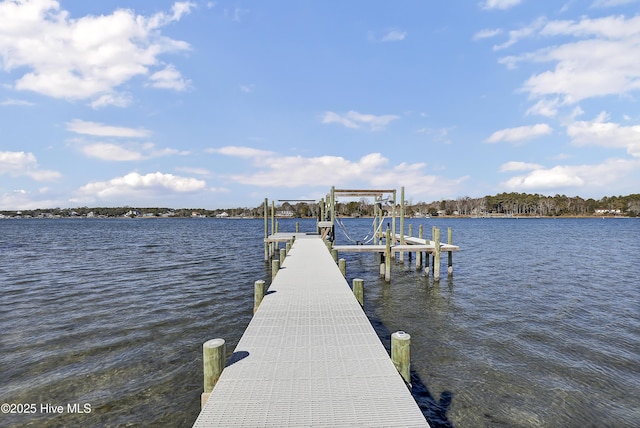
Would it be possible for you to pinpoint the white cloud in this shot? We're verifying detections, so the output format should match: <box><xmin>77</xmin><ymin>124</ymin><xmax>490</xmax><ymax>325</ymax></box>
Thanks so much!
<box><xmin>73</xmin><ymin>141</ymin><xmax>189</xmax><ymax>161</ymax></box>
<box><xmin>66</xmin><ymin>120</ymin><xmax>188</xmax><ymax>160</ymax></box>
<box><xmin>67</xmin><ymin>119</ymin><xmax>151</xmax><ymax>138</ymax></box>
<box><xmin>239</xmin><ymin>84</ymin><xmax>254</xmax><ymax>93</ymax></box>
<box><xmin>381</xmin><ymin>30</ymin><xmax>407</xmax><ymax>42</ymax></box>
<box><xmin>485</xmin><ymin>124</ymin><xmax>553</xmax><ymax>143</ymax></box>
<box><xmin>502</xmin><ymin>158</ymin><xmax>640</xmax><ymax>191</ymax></box>
<box><xmin>499</xmin><ymin>161</ymin><xmax>545</xmax><ymax>172</ymax></box>
<box><xmin>526</xmin><ymin>98</ymin><xmax>561</xmax><ymax>117</ymax></box>
<box><xmin>497</xmin><ymin>15</ymin><xmax>640</xmax><ymax>105</ymax></box>
<box><xmin>214</xmin><ymin>146</ymin><xmax>467</xmax><ymax>199</ymax></box>
<box><xmin>567</xmin><ymin>111</ymin><xmax>640</xmax><ymax>157</ymax></box>
<box><xmin>321</xmin><ymin>110</ymin><xmax>399</xmax><ymax>131</ymax></box>
<box><xmin>78</xmin><ymin>143</ymin><xmax>144</xmax><ymax>161</ymax></box>
<box><xmin>0</xmin><ymin>98</ymin><xmax>34</xmax><ymax>106</ymax></box>
<box><xmin>148</xmin><ymin>64</ymin><xmax>191</xmax><ymax>91</ymax></box>
<box><xmin>0</xmin><ymin>1</ymin><xmax>194</xmax><ymax>106</ymax></box>
<box><xmin>0</xmin><ymin>188</ymin><xmax>64</xmax><ymax>210</ymax></box>
<box><xmin>76</xmin><ymin>172</ymin><xmax>206</xmax><ymax>201</ymax></box>
<box><xmin>473</xmin><ymin>28</ymin><xmax>503</xmax><ymax>41</ymax></box>
<box><xmin>208</xmin><ymin>146</ymin><xmax>275</xmax><ymax>158</ymax></box>
<box><xmin>90</xmin><ymin>93</ymin><xmax>133</xmax><ymax>109</ymax></box>
<box><xmin>175</xmin><ymin>166</ymin><xmax>213</xmax><ymax>177</ymax></box>
<box><xmin>481</xmin><ymin>0</ymin><xmax>523</xmax><ymax>10</ymax></box>
<box><xmin>493</xmin><ymin>17</ymin><xmax>547</xmax><ymax>50</ymax></box>
<box><xmin>0</xmin><ymin>151</ymin><xmax>61</xmax><ymax>181</ymax></box>
<box><xmin>591</xmin><ymin>0</ymin><xmax>639</xmax><ymax>7</ymax></box>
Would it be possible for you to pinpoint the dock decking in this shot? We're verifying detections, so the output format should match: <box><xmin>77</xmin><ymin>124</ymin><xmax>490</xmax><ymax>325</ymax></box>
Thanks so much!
<box><xmin>193</xmin><ymin>235</ymin><xmax>429</xmax><ymax>427</ymax></box>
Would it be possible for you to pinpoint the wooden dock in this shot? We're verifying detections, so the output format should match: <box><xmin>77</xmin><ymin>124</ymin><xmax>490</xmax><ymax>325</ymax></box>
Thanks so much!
<box><xmin>193</xmin><ymin>235</ymin><xmax>429</xmax><ymax>427</ymax></box>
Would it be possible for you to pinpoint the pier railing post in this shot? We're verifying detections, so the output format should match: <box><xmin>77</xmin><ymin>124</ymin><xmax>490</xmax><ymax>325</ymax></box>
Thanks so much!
<box><xmin>391</xmin><ymin>331</ymin><xmax>411</xmax><ymax>385</ymax></box>
<box><xmin>280</xmin><ymin>248</ymin><xmax>286</xmax><ymax>265</ymax></box>
<box><xmin>254</xmin><ymin>280</ymin><xmax>266</xmax><ymax>314</ymax></box>
<box><xmin>272</xmin><ymin>259</ymin><xmax>279</xmax><ymax>280</ymax></box>
<box><xmin>331</xmin><ymin>248</ymin><xmax>338</xmax><ymax>263</ymax></box>
<box><xmin>202</xmin><ymin>338</ymin><xmax>226</xmax><ymax>408</ymax></box>
<box><xmin>353</xmin><ymin>278</ymin><xmax>364</xmax><ymax>306</ymax></box>
<box><xmin>339</xmin><ymin>258</ymin><xmax>346</xmax><ymax>277</ymax></box>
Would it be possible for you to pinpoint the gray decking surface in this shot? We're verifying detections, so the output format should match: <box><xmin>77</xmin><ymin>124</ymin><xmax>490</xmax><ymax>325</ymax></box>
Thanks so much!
<box><xmin>193</xmin><ymin>236</ymin><xmax>429</xmax><ymax>427</ymax></box>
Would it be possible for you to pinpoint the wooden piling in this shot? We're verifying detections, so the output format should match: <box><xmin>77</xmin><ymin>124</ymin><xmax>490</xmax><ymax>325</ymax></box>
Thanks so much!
<box><xmin>353</xmin><ymin>278</ymin><xmax>364</xmax><ymax>306</ymax></box>
<box><xmin>296</xmin><ymin>222</ymin><xmax>299</xmax><ymax>233</ymax></box>
<box><xmin>399</xmin><ymin>186</ymin><xmax>405</xmax><ymax>263</ymax></box>
<box><xmin>279</xmin><ymin>248</ymin><xmax>286</xmax><ymax>265</ymax></box>
<box><xmin>385</xmin><ymin>228</ymin><xmax>391</xmax><ymax>282</ymax></box>
<box><xmin>202</xmin><ymin>338</ymin><xmax>226</xmax><ymax>408</ymax></box>
<box><xmin>254</xmin><ymin>280</ymin><xmax>266</xmax><ymax>314</ymax></box>
<box><xmin>263</xmin><ymin>198</ymin><xmax>268</xmax><ymax>261</ymax></box>
<box><xmin>433</xmin><ymin>228</ymin><xmax>441</xmax><ymax>282</ymax></box>
<box><xmin>331</xmin><ymin>248</ymin><xmax>338</xmax><ymax>263</ymax></box>
<box><xmin>391</xmin><ymin>331</ymin><xmax>411</xmax><ymax>385</ymax></box>
<box><xmin>339</xmin><ymin>258</ymin><xmax>346</xmax><ymax>277</ymax></box>
<box><xmin>272</xmin><ymin>259</ymin><xmax>279</xmax><ymax>280</ymax></box>
<box><xmin>416</xmin><ymin>225</ymin><xmax>423</xmax><ymax>269</ymax></box>
<box><xmin>271</xmin><ymin>201</ymin><xmax>275</xmax><ymax>255</ymax></box>
<box><xmin>448</xmin><ymin>227</ymin><xmax>453</xmax><ymax>276</ymax></box>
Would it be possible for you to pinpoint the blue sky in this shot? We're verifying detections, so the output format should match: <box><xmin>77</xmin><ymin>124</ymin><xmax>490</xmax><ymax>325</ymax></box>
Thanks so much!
<box><xmin>1</xmin><ymin>0</ymin><xmax>640</xmax><ymax>210</ymax></box>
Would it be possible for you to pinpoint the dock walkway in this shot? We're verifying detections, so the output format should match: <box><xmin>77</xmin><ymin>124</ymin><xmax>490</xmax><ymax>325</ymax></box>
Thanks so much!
<box><xmin>193</xmin><ymin>235</ymin><xmax>429</xmax><ymax>427</ymax></box>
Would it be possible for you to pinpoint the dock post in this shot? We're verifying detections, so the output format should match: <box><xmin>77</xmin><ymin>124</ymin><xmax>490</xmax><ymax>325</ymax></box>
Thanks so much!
<box><xmin>408</xmin><ymin>224</ymin><xmax>413</xmax><ymax>262</ymax></box>
<box><xmin>330</xmin><ymin>186</ymin><xmax>336</xmax><ymax>226</ymax></box>
<box><xmin>331</xmin><ymin>248</ymin><xmax>338</xmax><ymax>263</ymax></box>
<box><xmin>285</xmin><ymin>242</ymin><xmax>291</xmax><ymax>254</ymax></box>
<box><xmin>385</xmin><ymin>228</ymin><xmax>391</xmax><ymax>282</ymax></box>
<box><xmin>296</xmin><ymin>221</ymin><xmax>299</xmax><ymax>233</ymax></box>
<box><xmin>271</xmin><ymin>201</ymin><xmax>276</xmax><ymax>256</ymax></box>
<box><xmin>353</xmin><ymin>278</ymin><xmax>364</xmax><ymax>306</ymax></box>
<box><xmin>417</xmin><ymin>225</ymin><xmax>423</xmax><ymax>269</ymax></box>
<box><xmin>279</xmin><ymin>248</ymin><xmax>286</xmax><ymax>265</ymax></box>
<box><xmin>263</xmin><ymin>198</ymin><xmax>268</xmax><ymax>261</ymax></box>
<box><xmin>202</xmin><ymin>338</ymin><xmax>226</xmax><ymax>408</ymax></box>
<box><xmin>399</xmin><ymin>187</ymin><xmax>405</xmax><ymax>263</ymax></box>
<box><xmin>448</xmin><ymin>227</ymin><xmax>453</xmax><ymax>276</ymax></box>
<box><xmin>339</xmin><ymin>258</ymin><xmax>346</xmax><ymax>277</ymax></box>
<box><xmin>254</xmin><ymin>280</ymin><xmax>266</xmax><ymax>314</ymax></box>
<box><xmin>391</xmin><ymin>331</ymin><xmax>411</xmax><ymax>385</ymax></box>
<box><xmin>373</xmin><ymin>203</ymin><xmax>378</xmax><ymax>245</ymax></box>
<box><xmin>434</xmin><ymin>228</ymin><xmax>441</xmax><ymax>282</ymax></box>
<box><xmin>272</xmin><ymin>259</ymin><xmax>279</xmax><ymax>280</ymax></box>
<box><xmin>391</xmin><ymin>190</ymin><xmax>397</xmax><ymax>259</ymax></box>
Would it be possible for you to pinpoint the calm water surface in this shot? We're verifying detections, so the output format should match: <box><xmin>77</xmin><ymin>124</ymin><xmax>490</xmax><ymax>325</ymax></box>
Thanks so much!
<box><xmin>0</xmin><ymin>217</ymin><xmax>638</xmax><ymax>427</ymax></box>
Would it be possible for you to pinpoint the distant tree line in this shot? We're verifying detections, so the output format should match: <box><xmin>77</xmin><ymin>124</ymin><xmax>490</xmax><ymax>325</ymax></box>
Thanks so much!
<box><xmin>2</xmin><ymin>193</ymin><xmax>639</xmax><ymax>219</ymax></box>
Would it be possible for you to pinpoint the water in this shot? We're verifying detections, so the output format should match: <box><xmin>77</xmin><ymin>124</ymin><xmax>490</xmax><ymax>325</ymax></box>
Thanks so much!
<box><xmin>1</xmin><ymin>217</ymin><xmax>638</xmax><ymax>427</ymax></box>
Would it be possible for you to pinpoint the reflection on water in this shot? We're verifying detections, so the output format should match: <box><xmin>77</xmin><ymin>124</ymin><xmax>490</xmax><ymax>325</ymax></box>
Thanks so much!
<box><xmin>1</xmin><ymin>217</ymin><xmax>639</xmax><ymax>427</ymax></box>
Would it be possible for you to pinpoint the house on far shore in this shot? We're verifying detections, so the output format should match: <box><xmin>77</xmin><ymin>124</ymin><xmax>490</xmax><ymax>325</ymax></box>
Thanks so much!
<box><xmin>124</xmin><ymin>209</ymin><xmax>142</xmax><ymax>217</ymax></box>
<box><xmin>215</xmin><ymin>212</ymin><xmax>229</xmax><ymax>218</ymax></box>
